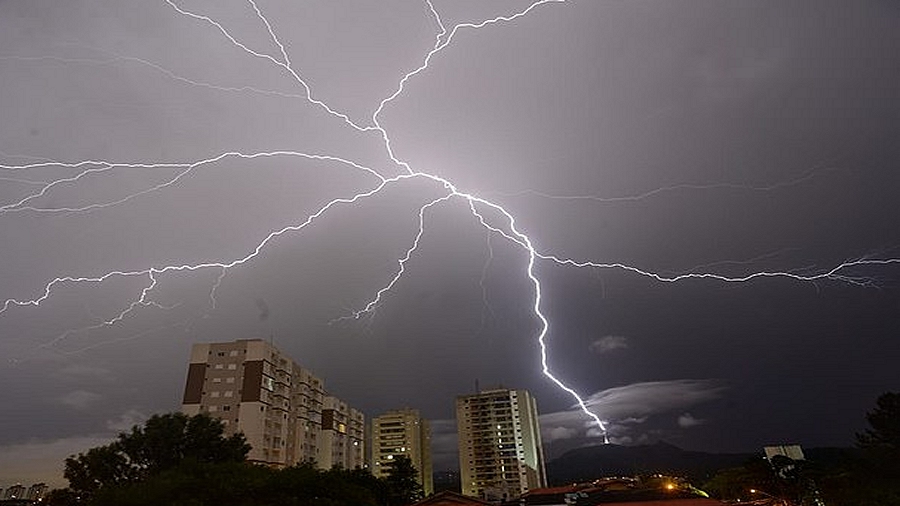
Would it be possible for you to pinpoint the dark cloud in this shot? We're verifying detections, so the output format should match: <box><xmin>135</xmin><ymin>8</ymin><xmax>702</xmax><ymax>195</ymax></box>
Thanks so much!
<box><xmin>255</xmin><ymin>298</ymin><xmax>270</xmax><ymax>321</ymax></box>
<box><xmin>60</xmin><ymin>390</ymin><xmax>103</xmax><ymax>411</ymax></box>
<box><xmin>1</xmin><ymin>0</ymin><xmax>899</xmax><ymax>485</ymax></box>
<box><xmin>429</xmin><ymin>418</ymin><xmax>460</xmax><ymax>472</ymax></box>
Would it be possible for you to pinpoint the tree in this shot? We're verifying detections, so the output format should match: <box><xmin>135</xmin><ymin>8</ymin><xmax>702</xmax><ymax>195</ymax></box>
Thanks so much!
<box><xmin>384</xmin><ymin>455</ymin><xmax>424</xmax><ymax>506</ymax></box>
<box><xmin>838</xmin><ymin>391</ymin><xmax>900</xmax><ymax>505</ymax></box>
<box><xmin>63</xmin><ymin>412</ymin><xmax>249</xmax><ymax>501</ymax></box>
<box><xmin>44</xmin><ymin>487</ymin><xmax>81</xmax><ymax>506</ymax></box>
<box><xmin>116</xmin><ymin>411</ymin><xmax>249</xmax><ymax>476</ymax></box>
<box><xmin>857</xmin><ymin>392</ymin><xmax>900</xmax><ymax>467</ymax></box>
<box><xmin>703</xmin><ymin>456</ymin><xmax>781</xmax><ymax>501</ymax></box>
<box><xmin>64</xmin><ymin>443</ymin><xmax>137</xmax><ymax>500</ymax></box>
<box><xmin>807</xmin><ymin>392</ymin><xmax>900</xmax><ymax>506</ymax></box>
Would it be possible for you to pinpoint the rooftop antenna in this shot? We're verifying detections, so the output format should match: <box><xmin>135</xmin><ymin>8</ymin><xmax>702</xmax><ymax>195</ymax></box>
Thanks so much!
<box><xmin>475</xmin><ymin>378</ymin><xmax>480</xmax><ymax>393</ymax></box>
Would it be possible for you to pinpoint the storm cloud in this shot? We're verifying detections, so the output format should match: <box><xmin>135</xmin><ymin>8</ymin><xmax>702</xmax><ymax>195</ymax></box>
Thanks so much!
<box><xmin>1</xmin><ymin>0</ymin><xmax>899</xmax><ymax>486</ymax></box>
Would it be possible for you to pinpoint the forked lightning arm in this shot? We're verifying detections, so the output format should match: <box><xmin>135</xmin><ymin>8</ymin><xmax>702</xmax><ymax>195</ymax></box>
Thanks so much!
<box><xmin>2</xmin><ymin>0</ymin><xmax>898</xmax><ymax>443</ymax></box>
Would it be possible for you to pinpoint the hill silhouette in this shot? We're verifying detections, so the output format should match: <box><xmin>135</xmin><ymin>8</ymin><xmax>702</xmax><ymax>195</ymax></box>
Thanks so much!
<box><xmin>546</xmin><ymin>441</ymin><xmax>753</xmax><ymax>485</ymax></box>
<box><xmin>546</xmin><ymin>442</ymin><xmax>860</xmax><ymax>485</ymax></box>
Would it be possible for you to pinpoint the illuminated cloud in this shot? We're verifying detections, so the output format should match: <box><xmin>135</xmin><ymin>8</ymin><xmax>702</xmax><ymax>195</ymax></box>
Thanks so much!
<box><xmin>581</xmin><ymin>380</ymin><xmax>727</xmax><ymax>418</ymax></box>
<box><xmin>540</xmin><ymin>380</ymin><xmax>726</xmax><ymax>443</ymax></box>
<box><xmin>677</xmin><ymin>412</ymin><xmax>705</xmax><ymax>428</ymax></box>
<box><xmin>105</xmin><ymin>409</ymin><xmax>148</xmax><ymax>433</ymax></box>
<box><xmin>589</xmin><ymin>335</ymin><xmax>628</xmax><ymax>354</ymax></box>
<box><xmin>548</xmin><ymin>426</ymin><xmax>579</xmax><ymax>440</ymax></box>
<box><xmin>60</xmin><ymin>390</ymin><xmax>103</xmax><ymax>410</ymax></box>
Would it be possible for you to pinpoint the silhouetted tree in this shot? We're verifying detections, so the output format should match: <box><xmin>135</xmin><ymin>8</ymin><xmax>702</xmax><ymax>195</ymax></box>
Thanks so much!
<box><xmin>830</xmin><ymin>391</ymin><xmax>900</xmax><ymax>505</ymax></box>
<box><xmin>64</xmin><ymin>443</ymin><xmax>137</xmax><ymax>500</ymax></box>
<box><xmin>703</xmin><ymin>456</ymin><xmax>780</xmax><ymax>501</ymax></box>
<box><xmin>44</xmin><ymin>487</ymin><xmax>81</xmax><ymax>506</ymax></box>
<box><xmin>384</xmin><ymin>455</ymin><xmax>424</xmax><ymax>506</ymax></box>
<box><xmin>55</xmin><ymin>411</ymin><xmax>433</xmax><ymax>505</ymax></box>
<box><xmin>857</xmin><ymin>391</ymin><xmax>900</xmax><ymax>475</ymax></box>
<box><xmin>63</xmin><ymin>412</ymin><xmax>248</xmax><ymax>502</ymax></box>
<box><xmin>118</xmin><ymin>411</ymin><xmax>249</xmax><ymax>474</ymax></box>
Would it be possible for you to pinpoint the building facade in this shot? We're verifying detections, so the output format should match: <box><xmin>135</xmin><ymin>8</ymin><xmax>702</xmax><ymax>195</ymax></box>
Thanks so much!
<box><xmin>26</xmin><ymin>483</ymin><xmax>48</xmax><ymax>501</ymax></box>
<box><xmin>182</xmin><ymin>339</ymin><xmax>364</xmax><ymax>469</ymax></box>
<box><xmin>2</xmin><ymin>484</ymin><xmax>25</xmax><ymax>500</ymax></box>
<box><xmin>319</xmin><ymin>395</ymin><xmax>366</xmax><ymax>469</ymax></box>
<box><xmin>371</xmin><ymin>408</ymin><xmax>434</xmax><ymax>495</ymax></box>
<box><xmin>456</xmin><ymin>388</ymin><xmax>546</xmax><ymax>501</ymax></box>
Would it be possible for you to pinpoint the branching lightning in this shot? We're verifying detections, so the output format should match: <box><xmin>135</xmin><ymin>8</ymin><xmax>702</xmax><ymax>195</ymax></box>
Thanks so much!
<box><xmin>492</xmin><ymin>165</ymin><xmax>840</xmax><ymax>203</ymax></box>
<box><xmin>1</xmin><ymin>0</ymin><xmax>898</xmax><ymax>445</ymax></box>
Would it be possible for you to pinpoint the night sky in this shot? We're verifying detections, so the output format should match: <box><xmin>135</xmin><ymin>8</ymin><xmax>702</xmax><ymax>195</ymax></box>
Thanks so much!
<box><xmin>2</xmin><ymin>0</ymin><xmax>899</xmax><ymax>486</ymax></box>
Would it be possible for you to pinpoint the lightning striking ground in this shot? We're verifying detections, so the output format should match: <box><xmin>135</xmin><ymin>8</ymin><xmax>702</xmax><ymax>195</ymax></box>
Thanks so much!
<box><xmin>1</xmin><ymin>0</ymin><xmax>898</xmax><ymax>448</ymax></box>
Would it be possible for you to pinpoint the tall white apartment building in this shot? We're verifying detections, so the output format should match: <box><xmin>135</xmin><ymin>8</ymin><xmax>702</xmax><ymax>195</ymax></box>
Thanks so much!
<box><xmin>182</xmin><ymin>339</ymin><xmax>364</xmax><ymax>469</ymax></box>
<box><xmin>456</xmin><ymin>388</ymin><xmax>546</xmax><ymax>501</ymax></box>
<box><xmin>371</xmin><ymin>408</ymin><xmax>433</xmax><ymax>495</ymax></box>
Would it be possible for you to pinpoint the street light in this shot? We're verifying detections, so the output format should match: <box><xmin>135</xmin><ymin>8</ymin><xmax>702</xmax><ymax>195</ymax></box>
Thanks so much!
<box><xmin>750</xmin><ymin>488</ymin><xmax>790</xmax><ymax>506</ymax></box>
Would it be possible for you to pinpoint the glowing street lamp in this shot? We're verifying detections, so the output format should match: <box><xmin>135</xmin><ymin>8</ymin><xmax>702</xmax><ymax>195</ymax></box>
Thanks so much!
<box><xmin>750</xmin><ymin>488</ymin><xmax>790</xmax><ymax>506</ymax></box>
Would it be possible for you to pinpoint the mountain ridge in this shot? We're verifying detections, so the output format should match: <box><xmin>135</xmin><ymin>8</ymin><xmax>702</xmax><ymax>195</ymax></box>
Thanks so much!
<box><xmin>545</xmin><ymin>441</ymin><xmax>855</xmax><ymax>485</ymax></box>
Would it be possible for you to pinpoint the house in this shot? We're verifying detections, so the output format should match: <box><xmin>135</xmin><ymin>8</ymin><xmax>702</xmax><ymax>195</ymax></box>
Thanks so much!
<box><xmin>411</xmin><ymin>490</ymin><xmax>495</xmax><ymax>506</ymax></box>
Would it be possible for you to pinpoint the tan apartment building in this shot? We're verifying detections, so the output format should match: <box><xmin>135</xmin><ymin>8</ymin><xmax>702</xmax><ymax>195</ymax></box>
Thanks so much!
<box><xmin>456</xmin><ymin>388</ymin><xmax>546</xmax><ymax>501</ymax></box>
<box><xmin>371</xmin><ymin>408</ymin><xmax>434</xmax><ymax>495</ymax></box>
<box><xmin>319</xmin><ymin>395</ymin><xmax>366</xmax><ymax>469</ymax></box>
<box><xmin>181</xmin><ymin>338</ymin><xmax>364</xmax><ymax>469</ymax></box>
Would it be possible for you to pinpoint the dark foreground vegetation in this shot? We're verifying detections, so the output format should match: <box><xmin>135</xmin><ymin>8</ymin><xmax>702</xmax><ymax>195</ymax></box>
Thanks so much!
<box><xmin>42</xmin><ymin>392</ymin><xmax>900</xmax><ymax>506</ymax></box>
<box><xmin>702</xmin><ymin>391</ymin><xmax>900</xmax><ymax>505</ymax></box>
<box><xmin>44</xmin><ymin>412</ymin><xmax>422</xmax><ymax>506</ymax></box>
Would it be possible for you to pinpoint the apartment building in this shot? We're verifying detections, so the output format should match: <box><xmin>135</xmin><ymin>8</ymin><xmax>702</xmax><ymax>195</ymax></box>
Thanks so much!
<box><xmin>371</xmin><ymin>408</ymin><xmax>433</xmax><ymax>495</ymax></box>
<box><xmin>182</xmin><ymin>338</ymin><xmax>364</xmax><ymax>468</ymax></box>
<box><xmin>319</xmin><ymin>395</ymin><xmax>366</xmax><ymax>469</ymax></box>
<box><xmin>456</xmin><ymin>388</ymin><xmax>546</xmax><ymax>501</ymax></box>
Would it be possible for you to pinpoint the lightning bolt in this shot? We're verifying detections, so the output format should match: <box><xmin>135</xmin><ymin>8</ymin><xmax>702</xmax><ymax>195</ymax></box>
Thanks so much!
<box><xmin>491</xmin><ymin>164</ymin><xmax>840</xmax><ymax>203</ymax></box>
<box><xmin>1</xmin><ymin>0</ymin><xmax>897</xmax><ymax>447</ymax></box>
